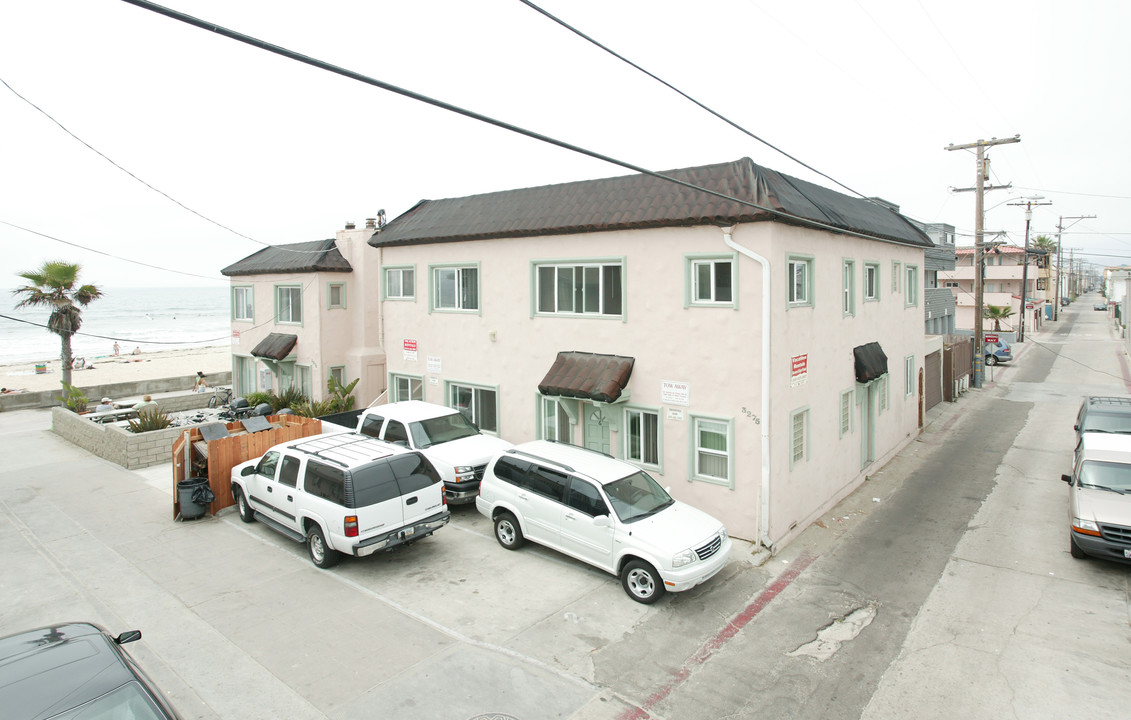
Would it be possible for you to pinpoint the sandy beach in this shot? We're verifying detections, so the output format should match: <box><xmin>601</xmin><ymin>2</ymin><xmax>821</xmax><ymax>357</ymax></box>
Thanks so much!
<box><xmin>0</xmin><ymin>346</ymin><xmax>232</xmax><ymax>394</ymax></box>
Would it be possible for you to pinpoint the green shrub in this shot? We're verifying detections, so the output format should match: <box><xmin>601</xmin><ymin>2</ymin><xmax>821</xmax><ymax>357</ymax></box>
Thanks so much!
<box><xmin>58</xmin><ymin>383</ymin><xmax>88</xmax><ymax>413</ymax></box>
<box><xmin>273</xmin><ymin>385</ymin><xmax>308</xmax><ymax>411</ymax></box>
<box><xmin>327</xmin><ymin>376</ymin><xmax>359</xmax><ymax>414</ymax></box>
<box><xmin>290</xmin><ymin>398</ymin><xmax>337</xmax><ymax>418</ymax></box>
<box><xmin>127</xmin><ymin>408</ymin><xmax>172</xmax><ymax>433</ymax></box>
<box><xmin>243</xmin><ymin>391</ymin><xmax>273</xmax><ymax>407</ymax></box>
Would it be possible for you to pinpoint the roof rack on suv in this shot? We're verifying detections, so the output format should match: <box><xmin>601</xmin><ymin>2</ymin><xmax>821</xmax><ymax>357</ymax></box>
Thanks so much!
<box><xmin>505</xmin><ymin>447</ymin><xmax>575</xmax><ymax>473</ymax></box>
<box><xmin>289</xmin><ymin>434</ymin><xmax>399</xmax><ymax>468</ymax></box>
<box><xmin>543</xmin><ymin>438</ymin><xmax>615</xmax><ymax>459</ymax></box>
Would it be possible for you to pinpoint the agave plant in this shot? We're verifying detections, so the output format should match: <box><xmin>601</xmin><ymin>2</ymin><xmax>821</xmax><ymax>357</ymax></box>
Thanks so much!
<box><xmin>127</xmin><ymin>408</ymin><xmax>172</xmax><ymax>433</ymax></box>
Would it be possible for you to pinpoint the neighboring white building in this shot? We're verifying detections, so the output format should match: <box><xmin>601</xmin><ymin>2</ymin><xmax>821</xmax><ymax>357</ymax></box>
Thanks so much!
<box><xmin>940</xmin><ymin>245</ymin><xmax>1047</xmax><ymax>333</ymax></box>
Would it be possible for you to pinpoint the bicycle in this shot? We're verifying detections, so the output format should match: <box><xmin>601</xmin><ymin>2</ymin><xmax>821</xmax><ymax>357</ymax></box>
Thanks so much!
<box><xmin>207</xmin><ymin>386</ymin><xmax>233</xmax><ymax>408</ymax></box>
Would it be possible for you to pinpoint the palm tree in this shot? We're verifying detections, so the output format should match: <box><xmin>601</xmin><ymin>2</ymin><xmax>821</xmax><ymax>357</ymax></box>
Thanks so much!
<box><xmin>13</xmin><ymin>261</ymin><xmax>103</xmax><ymax>388</ymax></box>
<box><xmin>984</xmin><ymin>304</ymin><xmax>1014</xmax><ymax>331</ymax></box>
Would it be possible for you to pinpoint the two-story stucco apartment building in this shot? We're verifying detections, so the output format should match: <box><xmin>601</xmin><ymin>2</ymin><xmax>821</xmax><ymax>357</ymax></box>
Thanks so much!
<box><xmin>223</xmin><ymin>158</ymin><xmax>933</xmax><ymax>551</ymax></box>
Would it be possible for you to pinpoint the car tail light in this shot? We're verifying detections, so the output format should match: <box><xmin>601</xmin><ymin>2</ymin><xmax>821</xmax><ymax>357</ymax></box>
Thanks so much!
<box><xmin>442</xmin><ymin>493</ymin><xmax>447</xmax><ymax>506</ymax></box>
<box><xmin>345</xmin><ymin>515</ymin><xmax>358</xmax><ymax>538</ymax></box>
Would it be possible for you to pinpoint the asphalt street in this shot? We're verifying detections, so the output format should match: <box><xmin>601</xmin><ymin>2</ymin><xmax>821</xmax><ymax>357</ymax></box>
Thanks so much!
<box><xmin>1</xmin><ymin>295</ymin><xmax>1128</xmax><ymax>719</ymax></box>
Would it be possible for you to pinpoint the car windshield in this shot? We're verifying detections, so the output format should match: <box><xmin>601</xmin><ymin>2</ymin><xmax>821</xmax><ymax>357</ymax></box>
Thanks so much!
<box><xmin>54</xmin><ymin>681</ymin><xmax>167</xmax><ymax>720</ymax></box>
<box><xmin>409</xmin><ymin>413</ymin><xmax>479</xmax><ymax>448</ymax></box>
<box><xmin>604</xmin><ymin>470</ymin><xmax>674</xmax><ymax>523</ymax></box>
<box><xmin>1079</xmin><ymin>460</ymin><xmax>1131</xmax><ymax>494</ymax></box>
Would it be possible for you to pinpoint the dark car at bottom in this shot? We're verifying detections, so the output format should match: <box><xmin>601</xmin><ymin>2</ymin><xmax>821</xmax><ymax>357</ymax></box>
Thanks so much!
<box><xmin>0</xmin><ymin>622</ymin><xmax>182</xmax><ymax>719</ymax></box>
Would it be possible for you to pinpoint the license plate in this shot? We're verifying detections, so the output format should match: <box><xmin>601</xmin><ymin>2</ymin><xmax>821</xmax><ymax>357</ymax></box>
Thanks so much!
<box><xmin>403</xmin><ymin>527</ymin><xmax>415</xmax><ymax>537</ymax></box>
<box><xmin>1124</xmin><ymin>549</ymin><xmax>1131</xmax><ymax>559</ymax></box>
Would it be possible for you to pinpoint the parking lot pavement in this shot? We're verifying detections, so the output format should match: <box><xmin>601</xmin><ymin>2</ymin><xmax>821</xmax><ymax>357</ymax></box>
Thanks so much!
<box><xmin>0</xmin><ymin>407</ymin><xmax>763</xmax><ymax>719</ymax></box>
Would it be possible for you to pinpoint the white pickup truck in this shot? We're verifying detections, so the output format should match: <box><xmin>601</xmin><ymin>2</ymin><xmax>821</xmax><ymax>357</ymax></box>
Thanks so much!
<box><xmin>356</xmin><ymin>400</ymin><xmax>513</xmax><ymax>504</ymax></box>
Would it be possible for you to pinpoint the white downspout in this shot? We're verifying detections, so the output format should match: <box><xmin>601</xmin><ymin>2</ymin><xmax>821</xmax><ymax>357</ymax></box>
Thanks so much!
<box><xmin>721</xmin><ymin>226</ymin><xmax>774</xmax><ymax>553</ymax></box>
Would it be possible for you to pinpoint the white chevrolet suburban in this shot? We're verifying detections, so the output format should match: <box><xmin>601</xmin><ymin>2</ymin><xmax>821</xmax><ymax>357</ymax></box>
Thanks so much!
<box><xmin>230</xmin><ymin>433</ymin><xmax>449</xmax><ymax>568</ymax></box>
<box><xmin>477</xmin><ymin>440</ymin><xmax>732</xmax><ymax>603</ymax></box>
<box><xmin>356</xmin><ymin>401</ymin><xmax>513</xmax><ymax>504</ymax></box>
<box><xmin>1064</xmin><ymin>433</ymin><xmax>1131</xmax><ymax>564</ymax></box>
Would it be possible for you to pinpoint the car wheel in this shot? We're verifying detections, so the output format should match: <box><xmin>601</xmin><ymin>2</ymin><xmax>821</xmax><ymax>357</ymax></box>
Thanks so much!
<box><xmin>1070</xmin><ymin>534</ymin><xmax>1087</xmax><ymax>559</ymax></box>
<box><xmin>235</xmin><ymin>487</ymin><xmax>255</xmax><ymax>523</ymax></box>
<box><xmin>986</xmin><ymin>355</ymin><xmax>998</xmax><ymax>366</ymax></box>
<box><xmin>307</xmin><ymin>525</ymin><xmax>341</xmax><ymax>568</ymax></box>
<box><xmin>621</xmin><ymin>559</ymin><xmax>666</xmax><ymax>604</ymax></box>
<box><xmin>494</xmin><ymin>512</ymin><xmax>526</xmax><ymax>550</ymax></box>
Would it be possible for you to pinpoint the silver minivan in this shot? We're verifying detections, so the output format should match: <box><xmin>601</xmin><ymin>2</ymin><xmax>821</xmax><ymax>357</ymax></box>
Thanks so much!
<box><xmin>1063</xmin><ymin>433</ymin><xmax>1131</xmax><ymax>564</ymax></box>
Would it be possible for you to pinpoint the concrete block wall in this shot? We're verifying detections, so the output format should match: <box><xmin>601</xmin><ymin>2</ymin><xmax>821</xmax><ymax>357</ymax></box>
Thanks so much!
<box><xmin>52</xmin><ymin>407</ymin><xmax>214</xmax><ymax>471</ymax></box>
<box><xmin>0</xmin><ymin>371</ymin><xmax>231</xmax><ymax>412</ymax></box>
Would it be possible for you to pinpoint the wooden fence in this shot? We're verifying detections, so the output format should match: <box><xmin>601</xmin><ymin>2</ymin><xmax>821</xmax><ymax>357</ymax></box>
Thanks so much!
<box><xmin>171</xmin><ymin>415</ymin><xmax>323</xmax><ymax>519</ymax></box>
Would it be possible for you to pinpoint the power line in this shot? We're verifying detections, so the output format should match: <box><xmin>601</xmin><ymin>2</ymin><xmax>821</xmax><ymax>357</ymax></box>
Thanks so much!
<box><xmin>0</xmin><ymin>218</ymin><xmax>226</xmax><ymax>282</ymax></box>
<box><xmin>0</xmin><ymin>75</ymin><xmax>329</xmax><ymax>256</ymax></box>
<box><xmin>118</xmin><ymin>0</ymin><xmax>923</xmax><ymax>250</ymax></box>
<box><xmin>517</xmin><ymin>0</ymin><xmax>877</xmax><ymax>204</ymax></box>
<box><xmin>0</xmin><ymin>312</ymin><xmax>229</xmax><ymax>345</ymax></box>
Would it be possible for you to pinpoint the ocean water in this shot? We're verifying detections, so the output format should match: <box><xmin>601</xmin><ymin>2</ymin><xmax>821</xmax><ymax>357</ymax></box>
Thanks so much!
<box><xmin>1</xmin><ymin>286</ymin><xmax>231</xmax><ymax>365</ymax></box>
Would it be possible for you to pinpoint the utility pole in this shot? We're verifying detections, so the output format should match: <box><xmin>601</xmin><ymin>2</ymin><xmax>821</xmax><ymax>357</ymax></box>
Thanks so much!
<box><xmin>1008</xmin><ymin>197</ymin><xmax>1052</xmax><ymax>342</ymax></box>
<box><xmin>1053</xmin><ymin>215</ymin><xmax>1096</xmax><ymax>320</ymax></box>
<box><xmin>946</xmin><ymin>135</ymin><xmax>1020</xmax><ymax>388</ymax></box>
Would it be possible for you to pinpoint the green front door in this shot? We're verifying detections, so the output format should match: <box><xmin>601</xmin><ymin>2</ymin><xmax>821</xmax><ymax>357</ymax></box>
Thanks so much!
<box><xmin>585</xmin><ymin>404</ymin><xmax>612</xmax><ymax>455</ymax></box>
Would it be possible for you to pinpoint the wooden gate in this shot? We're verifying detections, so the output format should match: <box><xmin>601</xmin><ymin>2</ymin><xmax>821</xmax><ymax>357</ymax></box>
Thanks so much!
<box><xmin>171</xmin><ymin>415</ymin><xmax>323</xmax><ymax>519</ymax></box>
<box><xmin>924</xmin><ymin>350</ymin><xmax>943</xmax><ymax>411</ymax></box>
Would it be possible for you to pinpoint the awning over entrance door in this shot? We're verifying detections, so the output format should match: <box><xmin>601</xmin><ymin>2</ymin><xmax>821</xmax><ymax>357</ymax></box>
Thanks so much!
<box><xmin>853</xmin><ymin>342</ymin><xmax>888</xmax><ymax>383</ymax></box>
<box><xmin>538</xmin><ymin>351</ymin><xmax>635</xmax><ymax>403</ymax></box>
<box><xmin>250</xmin><ymin>333</ymin><xmax>298</xmax><ymax>361</ymax></box>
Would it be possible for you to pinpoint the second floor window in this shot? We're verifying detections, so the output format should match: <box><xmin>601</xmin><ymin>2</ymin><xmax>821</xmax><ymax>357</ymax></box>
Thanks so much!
<box><xmin>233</xmin><ymin>286</ymin><xmax>253</xmax><ymax>322</ymax></box>
<box><xmin>385</xmin><ymin>267</ymin><xmax>415</xmax><ymax>300</ymax></box>
<box><xmin>864</xmin><ymin>263</ymin><xmax>879</xmax><ymax>301</ymax></box>
<box><xmin>690</xmin><ymin>258</ymin><xmax>734</xmax><ymax>305</ymax></box>
<box><xmin>788</xmin><ymin>257</ymin><xmax>812</xmax><ymax>306</ymax></box>
<box><xmin>536</xmin><ymin>262</ymin><xmax>623</xmax><ymax>316</ymax></box>
<box><xmin>434</xmin><ymin>266</ymin><xmax>478</xmax><ymax>311</ymax></box>
<box><xmin>276</xmin><ymin>285</ymin><xmax>301</xmax><ymax>324</ymax></box>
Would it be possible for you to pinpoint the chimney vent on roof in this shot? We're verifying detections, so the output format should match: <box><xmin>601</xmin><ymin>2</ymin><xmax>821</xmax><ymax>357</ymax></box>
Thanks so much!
<box><xmin>377</xmin><ymin>209</ymin><xmax>387</xmax><ymax>228</ymax></box>
<box><xmin>345</xmin><ymin>221</ymin><xmax>356</xmax><ymax>230</ymax></box>
<box><xmin>365</xmin><ymin>217</ymin><xmax>376</xmax><ymax>229</ymax></box>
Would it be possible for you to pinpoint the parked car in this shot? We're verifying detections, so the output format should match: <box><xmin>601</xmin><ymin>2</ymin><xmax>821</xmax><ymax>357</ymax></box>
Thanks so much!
<box><xmin>1094</xmin><ymin>302</ymin><xmax>1108</xmax><ymax>311</ymax></box>
<box><xmin>0</xmin><ymin>622</ymin><xmax>183</xmax><ymax>719</ymax></box>
<box><xmin>356</xmin><ymin>400</ymin><xmax>513</xmax><ymax>504</ymax></box>
<box><xmin>1074</xmin><ymin>396</ymin><xmax>1131</xmax><ymax>446</ymax></box>
<box><xmin>1061</xmin><ymin>297</ymin><xmax>1070</xmax><ymax>307</ymax></box>
<box><xmin>984</xmin><ymin>339</ymin><xmax>1012</xmax><ymax>366</ymax></box>
<box><xmin>477</xmin><ymin>440</ymin><xmax>732</xmax><ymax>604</ymax></box>
<box><xmin>1063</xmin><ymin>433</ymin><xmax>1131</xmax><ymax>564</ymax></box>
<box><xmin>231</xmin><ymin>433</ymin><xmax>450</xmax><ymax>568</ymax></box>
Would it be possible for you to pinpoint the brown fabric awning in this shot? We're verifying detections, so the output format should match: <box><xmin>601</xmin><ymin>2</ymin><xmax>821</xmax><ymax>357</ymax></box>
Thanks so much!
<box><xmin>538</xmin><ymin>352</ymin><xmax>634</xmax><ymax>403</ymax></box>
<box><xmin>853</xmin><ymin>342</ymin><xmax>888</xmax><ymax>383</ymax></box>
<box><xmin>251</xmin><ymin>333</ymin><xmax>298</xmax><ymax>361</ymax></box>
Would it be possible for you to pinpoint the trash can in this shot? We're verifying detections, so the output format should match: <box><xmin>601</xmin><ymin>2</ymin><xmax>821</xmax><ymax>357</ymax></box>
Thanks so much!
<box><xmin>178</xmin><ymin>477</ymin><xmax>214</xmax><ymax>520</ymax></box>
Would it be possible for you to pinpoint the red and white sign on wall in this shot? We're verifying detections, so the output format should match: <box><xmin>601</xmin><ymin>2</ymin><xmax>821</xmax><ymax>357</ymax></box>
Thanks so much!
<box><xmin>403</xmin><ymin>338</ymin><xmax>418</xmax><ymax>362</ymax></box>
<box><xmin>984</xmin><ymin>334</ymin><xmax>999</xmax><ymax>344</ymax></box>
<box><xmin>791</xmin><ymin>354</ymin><xmax>808</xmax><ymax>387</ymax></box>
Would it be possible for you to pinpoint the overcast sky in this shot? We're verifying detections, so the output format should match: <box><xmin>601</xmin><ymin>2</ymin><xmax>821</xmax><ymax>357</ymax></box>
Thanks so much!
<box><xmin>2</xmin><ymin>0</ymin><xmax>1128</xmax><ymax>289</ymax></box>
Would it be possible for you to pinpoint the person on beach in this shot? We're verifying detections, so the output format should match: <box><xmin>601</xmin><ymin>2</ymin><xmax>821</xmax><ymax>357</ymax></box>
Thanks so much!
<box><xmin>96</xmin><ymin>397</ymin><xmax>115</xmax><ymax>412</ymax></box>
<box><xmin>194</xmin><ymin>371</ymin><xmax>209</xmax><ymax>392</ymax></box>
<box><xmin>132</xmin><ymin>347</ymin><xmax>141</xmax><ymax>355</ymax></box>
<box><xmin>134</xmin><ymin>395</ymin><xmax>158</xmax><ymax>413</ymax></box>
<box><xmin>113</xmin><ymin>342</ymin><xmax>120</xmax><ymax>356</ymax></box>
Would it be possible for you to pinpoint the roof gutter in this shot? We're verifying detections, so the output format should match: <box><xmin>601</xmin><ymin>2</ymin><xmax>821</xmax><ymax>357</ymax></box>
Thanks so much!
<box><xmin>721</xmin><ymin>226</ymin><xmax>774</xmax><ymax>554</ymax></box>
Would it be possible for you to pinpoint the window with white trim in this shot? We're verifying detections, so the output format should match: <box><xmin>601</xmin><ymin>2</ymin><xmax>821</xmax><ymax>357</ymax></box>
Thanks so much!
<box><xmin>449</xmin><ymin>382</ymin><xmax>498</xmax><ymax>433</ymax></box>
<box><xmin>276</xmin><ymin>285</ymin><xmax>302</xmax><ymax>324</ymax></box>
<box><xmin>328</xmin><ymin>282</ymin><xmax>345</xmax><ymax>309</ymax></box>
<box><xmin>790</xmin><ymin>408</ymin><xmax>809</xmax><ymax>467</ymax></box>
<box><xmin>839</xmin><ymin>389</ymin><xmax>853</xmax><ymax>437</ymax></box>
<box><xmin>892</xmin><ymin>261</ymin><xmax>902</xmax><ymax>293</ymax></box>
<box><xmin>688</xmin><ymin>256</ymin><xmax>734</xmax><ymax>306</ymax></box>
<box><xmin>691</xmin><ymin>415</ymin><xmax>732</xmax><ymax>486</ymax></box>
<box><xmin>541</xmin><ymin>397</ymin><xmax>571</xmax><ymax>443</ymax></box>
<box><xmin>392</xmin><ymin>374</ymin><xmax>423</xmax><ymax>402</ymax></box>
<box><xmin>905</xmin><ymin>265</ymin><xmax>919</xmax><ymax>306</ymax></box>
<box><xmin>788</xmin><ymin>256</ymin><xmax>813</xmax><ymax>306</ymax></box>
<box><xmin>297</xmin><ymin>364</ymin><xmax>313</xmax><ymax>398</ymax></box>
<box><xmin>433</xmin><ymin>265</ymin><xmax>478</xmax><ymax>311</ymax></box>
<box><xmin>905</xmin><ymin>355</ymin><xmax>915</xmax><ymax>396</ymax></box>
<box><xmin>385</xmin><ymin>267</ymin><xmax>415</xmax><ymax>300</ymax></box>
<box><xmin>625</xmin><ymin>407</ymin><xmax>660</xmax><ymax>467</ymax></box>
<box><xmin>843</xmin><ymin>259</ymin><xmax>856</xmax><ymax>315</ymax></box>
<box><xmin>329</xmin><ymin>366</ymin><xmax>345</xmax><ymax>387</ymax></box>
<box><xmin>879</xmin><ymin>375</ymin><xmax>889</xmax><ymax>413</ymax></box>
<box><xmin>233</xmin><ymin>286</ymin><xmax>254</xmax><ymax>322</ymax></box>
<box><xmin>864</xmin><ymin>263</ymin><xmax>879</xmax><ymax>301</ymax></box>
<box><xmin>535</xmin><ymin>261</ymin><xmax>623</xmax><ymax>316</ymax></box>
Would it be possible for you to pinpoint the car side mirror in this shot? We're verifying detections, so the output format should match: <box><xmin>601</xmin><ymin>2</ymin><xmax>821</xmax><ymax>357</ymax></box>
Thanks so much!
<box><xmin>241</xmin><ymin>465</ymin><xmax>256</xmax><ymax>477</ymax></box>
<box><xmin>1062</xmin><ymin>474</ymin><xmax>1073</xmax><ymax>485</ymax></box>
<box><xmin>593</xmin><ymin>515</ymin><xmax>612</xmax><ymax>528</ymax></box>
<box><xmin>114</xmin><ymin>630</ymin><xmax>142</xmax><ymax>645</ymax></box>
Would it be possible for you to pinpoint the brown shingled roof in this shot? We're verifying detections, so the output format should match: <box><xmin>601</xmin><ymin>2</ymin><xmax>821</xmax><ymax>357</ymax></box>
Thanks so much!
<box><xmin>370</xmin><ymin>158</ymin><xmax>932</xmax><ymax>249</ymax></box>
<box><xmin>222</xmin><ymin>239</ymin><xmax>352</xmax><ymax>277</ymax></box>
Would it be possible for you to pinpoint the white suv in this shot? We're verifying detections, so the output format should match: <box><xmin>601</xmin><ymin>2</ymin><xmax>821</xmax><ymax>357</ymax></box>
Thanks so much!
<box><xmin>476</xmin><ymin>440</ymin><xmax>731</xmax><ymax>603</ymax></box>
<box><xmin>231</xmin><ymin>433</ymin><xmax>450</xmax><ymax>568</ymax></box>
<box><xmin>356</xmin><ymin>401</ymin><xmax>513</xmax><ymax>504</ymax></box>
